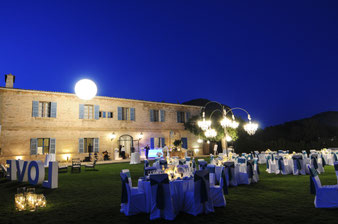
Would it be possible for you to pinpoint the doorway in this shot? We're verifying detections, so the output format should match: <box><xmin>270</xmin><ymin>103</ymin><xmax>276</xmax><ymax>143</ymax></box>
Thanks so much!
<box><xmin>119</xmin><ymin>135</ymin><xmax>133</xmax><ymax>156</ymax></box>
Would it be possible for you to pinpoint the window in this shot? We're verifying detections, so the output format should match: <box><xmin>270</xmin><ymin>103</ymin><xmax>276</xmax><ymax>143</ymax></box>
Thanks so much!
<box><xmin>122</xmin><ymin>107</ymin><xmax>129</xmax><ymax>120</ymax></box>
<box><xmin>107</xmin><ymin>112</ymin><xmax>113</xmax><ymax>118</ymax></box>
<box><xmin>38</xmin><ymin>102</ymin><xmax>51</xmax><ymax>117</ymax></box>
<box><xmin>37</xmin><ymin>138</ymin><xmax>49</xmax><ymax>155</ymax></box>
<box><xmin>84</xmin><ymin>105</ymin><xmax>94</xmax><ymax>119</ymax></box>
<box><xmin>151</xmin><ymin>110</ymin><xmax>159</xmax><ymax>122</ymax></box>
<box><xmin>118</xmin><ymin>107</ymin><xmax>135</xmax><ymax>121</ymax></box>
<box><xmin>99</xmin><ymin>111</ymin><xmax>106</xmax><ymax>118</ymax></box>
<box><xmin>150</xmin><ymin>109</ymin><xmax>165</xmax><ymax>122</ymax></box>
<box><xmin>177</xmin><ymin>111</ymin><xmax>185</xmax><ymax>123</ymax></box>
<box><xmin>84</xmin><ymin>138</ymin><xmax>94</xmax><ymax>153</ymax></box>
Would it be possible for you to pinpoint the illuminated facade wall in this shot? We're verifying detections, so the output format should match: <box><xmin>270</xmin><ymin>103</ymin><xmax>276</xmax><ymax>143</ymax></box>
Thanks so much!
<box><xmin>0</xmin><ymin>87</ymin><xmax>202</xmax><ymax>163</ymax></box>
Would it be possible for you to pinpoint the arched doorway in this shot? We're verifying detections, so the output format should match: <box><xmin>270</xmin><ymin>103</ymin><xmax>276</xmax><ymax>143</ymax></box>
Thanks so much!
<box><xmin>119</xmin><ymin>135</ymin><xmax>133</xmax><ymax>156</ymax></box>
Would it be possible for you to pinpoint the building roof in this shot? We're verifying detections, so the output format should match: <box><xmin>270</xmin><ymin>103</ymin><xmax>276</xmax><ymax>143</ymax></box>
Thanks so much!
<box><xmin>0</xmin><ymin>87</ymin><xmax>202</xmax><ymax>108</ymax></box>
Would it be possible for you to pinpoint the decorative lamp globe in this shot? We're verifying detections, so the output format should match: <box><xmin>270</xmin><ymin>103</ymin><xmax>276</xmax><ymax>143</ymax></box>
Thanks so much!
<box><xmin>226</xmin><ymin>134</ymin><xmax>232</xmax><ymax>142</ymax></box>
<box><xmin>75</xmin><ymin>79</ymin><xmax>97</xmax><ymax>100</ymax></box>
<box><xmin>220</xmin><ymin>116</ymin><xmax>232</xmax><ymax>128</ymax></box>
<box><xmin>244</xmin><ymin>121</ymin><xmax>258</xmax><ymax>135</ymax></box>
<box><xmin>197</xmin><ymin>138</ymin><xmax>203</xmax><ymax>144</ymax></box>
<box><xmin>197</xmin><ymin>112</ymin><xmax>211</xmax><ymax>131</ymax></box>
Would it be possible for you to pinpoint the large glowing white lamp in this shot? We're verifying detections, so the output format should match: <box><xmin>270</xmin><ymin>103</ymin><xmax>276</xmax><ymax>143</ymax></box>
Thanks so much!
<box><xmin>75</xmin><ymin>79</ymin><xmax>97</xmax><ymax>100</ymax></box>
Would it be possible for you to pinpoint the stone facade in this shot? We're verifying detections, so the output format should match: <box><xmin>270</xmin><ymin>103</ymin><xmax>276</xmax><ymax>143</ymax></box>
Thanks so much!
<box><xmin>0</xmin><ymin>84</ymin><xmax>202</xmax><ymax>163</ymax></box>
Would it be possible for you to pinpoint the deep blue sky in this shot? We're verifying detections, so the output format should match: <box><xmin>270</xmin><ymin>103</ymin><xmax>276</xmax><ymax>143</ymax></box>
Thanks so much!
<box><xmin>1</xmin><ymin>0</ymin><xmax>338</xmax><ymax>128</ymax></box>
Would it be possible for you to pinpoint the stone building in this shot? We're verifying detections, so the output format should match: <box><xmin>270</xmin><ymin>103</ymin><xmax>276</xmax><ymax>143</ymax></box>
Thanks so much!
<box><xmin>0</xmin><ymin>74</ymin><xmax>202</xmax><ymax>163</ymax></box>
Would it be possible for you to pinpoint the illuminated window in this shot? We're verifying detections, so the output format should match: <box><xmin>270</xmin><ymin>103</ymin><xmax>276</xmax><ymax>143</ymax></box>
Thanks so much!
<box><xmin>84</xmin><ymin>105</ymin><xmax>93</xmax><ymax>119</ymax></box>
<box><xmin>37</xmin><ymin>138</ymin><xmax>49</xmax><ymax>155</ymax></box>
<box><xmin>38</xmin><ymin>102</ymin><xmax>51</xmax><ymax>117</ymax></box>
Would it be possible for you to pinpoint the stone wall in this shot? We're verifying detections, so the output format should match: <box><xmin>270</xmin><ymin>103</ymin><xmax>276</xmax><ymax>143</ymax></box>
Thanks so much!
<box><xmin>0</xmin><ymin>87</ymin><xmax>202</xmax><ymax>163</ymax></box>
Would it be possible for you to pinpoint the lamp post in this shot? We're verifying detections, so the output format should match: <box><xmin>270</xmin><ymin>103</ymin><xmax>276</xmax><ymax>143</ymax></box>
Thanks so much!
<box><xmin>197</xmin><ymin>101</ymin><xmax>259</xmax><ymax>156</ymax></box>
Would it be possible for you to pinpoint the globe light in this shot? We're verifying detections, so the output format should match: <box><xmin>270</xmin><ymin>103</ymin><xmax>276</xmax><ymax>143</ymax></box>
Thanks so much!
<box><xmin>221</xmin><ymin>114</ymin><xmax>239</xmax><ymax>129</ymax></box>
<box><xmin>137</xmin><ymin>132</ymin><xmax>144</xmax><ymax>140</ymax></box>
<box><xmin>205</xmin><ymin>128</ymin><xmax>217</xmax><ymax>138</ymax></box>
<box><xmin>244</xmin><ymin>121</ymin><xmax>258</xmax><ymax>135</ymax></box>
<box><xmin>207</xmin><ymin>140</ymin><xmax>210</xmax><ymax>144</ymax></box>
<box><xmin>226</xmin><ymin>134</ymin><xmax>232</xmax><ymax>142</ymax></box>
<box><xmin>75</xmin><ymin>79</ymin><xmax>97</xmax><ymax>100</ymax></box>
<box><xmin>197</xmin><ymin>138</ymin><xmax>203</xmax><ymax>144</ymax></box>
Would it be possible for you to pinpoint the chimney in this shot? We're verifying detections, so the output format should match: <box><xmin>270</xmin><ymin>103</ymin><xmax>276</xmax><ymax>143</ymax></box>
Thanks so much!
<box><xmin>5</xmin><ymin>74</ymin><xmax>15</xmax><ymax>88</ymax></box>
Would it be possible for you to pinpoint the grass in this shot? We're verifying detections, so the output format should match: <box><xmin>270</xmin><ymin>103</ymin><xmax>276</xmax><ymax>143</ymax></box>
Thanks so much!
<box><xmin>0</xmin><ymin>161</ymin><xmax>337</xmax><ymax>224</ymax></box>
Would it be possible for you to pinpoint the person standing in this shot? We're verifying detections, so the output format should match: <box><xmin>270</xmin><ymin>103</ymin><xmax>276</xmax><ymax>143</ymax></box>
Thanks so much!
<box><xmin>163</xmin><ymin>144</ymin><xmax>169</xmax><ymax>158</ymax></box>
<box><xmin>121</xmin><ymin>145</ymin><xmax>126</xmax><ymax>159</ymax></box>
<box><xmin>145</xmin><ymin>144</ymin><xmax>150</xmax><ymax>159</ymax></box>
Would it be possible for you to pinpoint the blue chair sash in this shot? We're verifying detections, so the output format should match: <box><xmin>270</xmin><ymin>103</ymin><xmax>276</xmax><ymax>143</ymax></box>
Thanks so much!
<box><xmin>221</xmin><ymin>168</ymin><xmax>228</xmax><ymax>195</ymax></box>
<box><xmin>179</xmin><ymin>159</ymin><xmax>186</xmax><ymax>165</ymax></box>
<box><xmin>334</xmin><ymin>153</ymin><xmax>338</xmax><ymax>162</ymax></box>
<box><xmin>292</xmin><ymin>156</ymin><xmax>303</xmax><ymax>171</ymax></box>
<box><xmin>186</xmin><ymin>157</ymin><xmax>191</xmax><ymax>161</ymax></box>
<box><xmin>238</xmin><ymin>158</ymin><xmax>246</xmax><ymax>164</ymax></box>
<box><xmin>334</xmin><ymin>162</ymin><xmax>338</xmax><ymax>171</ymax></box>
<box><xmin>150</xmin><ymin>174</ymin><xmax>169</xmax><ymax>209</ymax></box>
<box><xmin>277</xmin><ymin>157</ymin><xmax>284</xmax><ymax>171</ymax></box>
<box><xmin>311</xmin><ymin>157</ymin><xmax>318</xmax><ymax>170</ymax></box>
<box><xmin>194</xmin><ymin>170</ymin><xmax>209</xmax><ymax>203</ymax></box>
<box><xmin>309</xmin><ymin>167</ymin><xmax>318</xmax><ymax>195</ymax></box>
<box><xmin>247</xmin><ymin>160</ymin><xmax>254</xmax><ymax>178</ymax></box>
<box><xmin>223</xmin><ymin>162</ymin><xmax>234</xmax><ymax>181</ymax></box>
<box><xmin>198</xmin><ymin>161</ymin><xmax>208</xmax><ymax>170</ymax></box>
<box><xmin>120</xmin><ymin>173</ymin><xmax>129</xmax><ymax>203</ymax></box>
<box><xmin>266</xmin><ymin>156</ymin><xmax>270</xmax><ymax>169</ymax></box>
<box><xmin>322</xmin><ymin>156</ymin><xmax>326</xmax><ymax>167</ymax></box>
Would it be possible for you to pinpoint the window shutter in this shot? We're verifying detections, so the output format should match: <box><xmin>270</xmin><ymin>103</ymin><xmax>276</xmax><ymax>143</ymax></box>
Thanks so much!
<box><xmin>177</xmin><ymin>111</ymin><xmax>181</xmax><ymax>123</ymax></box>
<box><xmin>130</xmin><ymin>108</ymin><xmax>135</xmax><ymax>121</ymax></box>
<box><xmin>30</xmin><ymin>138</ymin><xmax>38</xmax><ymax>155</ymax></box>
<box><xmin>79</xmin><ymin>138</ymin><xmax>84</xmax><ymax>153</ymax></box>
<box><xmin>150</xmin><ymin>138</ymin><xmax>155</xmax><ymax>149</ymax></box>
<box><xmin>102</xmin><ymin>111</ymin><xmax>106</xmax><ymax>118</ymax></box>
<box><xmin>32</xmin><ymin>101</ymin><xmax>39</xmax><ymax>117</ymax></box>
<box><xmin>49</xmin><ymin>138</ymin><xmax>56</xmax><ymax>154</ymax></box>
<box><xmin>161</xmin><ymin>138</ymin><xmax>165</xmax><ymax>148</ymax></box>
<box><xmin>181</xmin><ymin>137</ymin><xmax>188</xmax><ymax>149</ymax></box>
<box><xmin>94</xmin><ymin>105</ymin><xmax>100</xmax><ymax>120</ymax></box>
<box><xmin>185</xmin><ymin>112</ymin><xmax>191</xmax><ymax>122</ymax></box>
<box><xmin>94</xmin><ymin>138</ymin><xmax>99</xmax><ymax>153</ymax></box>
<box><xmin>150</xmin><ymin>110</ymin><xmax>154</xmax><ymax>122</ymax></box>
<box><xmin>50</xmin><ymin>102</ymin><xmax>57</xmax><ymax>118</ymax></box>
<box><xmin>160</xmin><ymin>110</ymin><xmax>165</xmax><ymax>122</ymax></box>
<box><xmin>118</xmin><ymin>107</ymin><xmax>122</xmax><ymax>120</ymax></box>
<box><xmin>79</xmin><ymin>104</ymin><xmax>84</xmax><ymax>119</ymax></box>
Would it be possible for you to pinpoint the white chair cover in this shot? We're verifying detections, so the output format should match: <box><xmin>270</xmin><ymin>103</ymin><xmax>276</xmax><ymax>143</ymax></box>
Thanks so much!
<box><xmin>149</xmin><ymin>174</ymin><xmax>176</xmax><ymax>220</ymax></box>
<box><xmin>236</xmin><ymin>158</ymin><xmax>249</xmax><ymax>185</ymax></box>
<box><xmin>183</xmin><ymin>169</ymin><xmax>214</xmax><ymax>216</ymax></box>
<box><xmin>210</xmin><ymin>169</ymin><xmax>226</xmax><ymax>207</ymax></box>
<box><xmin>308</xmin><ymin>165</ymin><xmax>338</xmax><ymax>208</ymax></box>
<box><xmin>130</xmin><ymin>152</ymin><xmax>141</xmax><ymax>164</ymax></box>
<box><xmin>120</xmin><ymin>172</ymin><xmax>146</xmax><ymax>216</ymax></box>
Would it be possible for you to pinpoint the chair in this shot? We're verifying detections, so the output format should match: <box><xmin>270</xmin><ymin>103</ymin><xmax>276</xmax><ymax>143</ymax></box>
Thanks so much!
<box><xmin>58</xmin><ymin>163</ymin><xmax>68</xmax><ymax>172</ymax></box>
<box><xmin>183</xmin><ymin>169</ymin><xmax>214</xmax><ymax>215</ymax></box>
<box><xmin>71</xmin><ymin>158</ymin><xmax>81</xmax><ymax>172</ymax></box>
<box><xmin>292</xmin><ymin>155</ymin><xmax>305</xmax><ymax>175</ymax></box>
<box><xmin>334</xmin><ymin>162</ymin><xmax>338</xmax><ymax>184</ymax></box>
<box><xmin>207</xmin><ymin>164</ymin><xmax>216</xmax><ymax>186</ymax></box>
<box><xmin>210</xmin><ymin>170</ymin><xmax>226</xmax><ymax>207</ymax></box>
<box><xmin>275</xmin><ymin>156</ymin><xmax>285</xmax><ymax>175</ymax></box>
<box><xmin>237</xmin><ymin>158</ymin><xmax>249</xmax><ymax>185</ymax></box>
<box><xmin>223</xmin><ymin>161</ymin><xmax>237</xmax><ymax>187</ymax></box>
<box><xmin>85</xmin><ymin>159</ymin><xmax>97</xmax><ymax>170</ymax></box>
<box><xmin>198</xmin><ymin>160</ymin><xmax>207</xmax><ymax>170</ymax></box>
<box><xmin>159</xmin><ymin>159</ymin><xmax>168</xmax><ymax>169</ymax></box>
<box><xmin>252</xmin><ymin>158</ymin><xmax>260</xmax><ymax>182</ymax></box>
<box><xmin>120</xmin><ymin>172</ymin><xmax>146</xmax><ymax>216</ymax></box>
<box><xmin>308</xmin><ymin>165</ymin><xmax>338</xmax><ymax>208</ymax></box>
<box><xmin>149</xmin><ymin>174</ymin><xmax>176</xmax><ymax>220</ymax></box>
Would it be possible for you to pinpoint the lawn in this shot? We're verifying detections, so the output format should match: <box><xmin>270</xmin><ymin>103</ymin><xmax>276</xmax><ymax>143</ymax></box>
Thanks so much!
<box><xmin>0</xmin><ymin>161</ymin><xmax>337</xmax><ymax>224</ymax></box>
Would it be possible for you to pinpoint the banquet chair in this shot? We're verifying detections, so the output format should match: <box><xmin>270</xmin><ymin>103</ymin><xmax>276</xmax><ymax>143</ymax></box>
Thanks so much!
<box><xmin>207</xmin><ymin>164</ymin><xmax>216</xmax><ymax>186</ymax></box>
<box><xmin>246</xmin><ymin>160</ymin><xmax>254</xmax><ymax>184</ymax></box>
<box><xmin>275</xmin><ymin>156</ymin><xmax>286</xmax><ymax>175</ymax></box>
<box><xmin>292</xmin><ymin>155</ymin><xmax>305</xmax><ymax>175</ymax></box>
<box><xmin>252</xmin><ymin>158</ymin><xmax>260</xmax><ymax>182</ymax></box>
<box><xmin>223</xmin><ymin>161</ymin><xmax>237</xmax><ymax>187</ymax></box>
<box><xmin>308</xmin><ymin>165</ymin><xmax>338</xmax><ymax>208</ymax></box>
<box><xmin>310</xmin><ymin>154</ymin><xmax>324</xmax><ymax>174</ymax></box>
<box><xmin>120</xmin><ymin>172</ymin><xmax>146</xmax><ymax>216</ymax></box>
<box><xmin>183</xmin><ymin>169</ymin><xmax>214</xmax><ymax>216</ymax></box>
<box><xmin>334</xmin><ymin>162</ymin><xmax>338</xmax><ymax>184</ymax></box>
<box><xmin>198</xmin><ymin>160</ymin><xmax>208</xmax><ymax>170</ymax></box>
<box><xmin>210</xmin><ymin>167</ymin><xmax>226</xmax><ymax>207</ymax></box>
<box><xmin>149</xmin><ymin>174</ymin><xmax>176</xmax><ymax>220</ymax></box>
<box><xmin>236</xmin><ymin>158</ymin><xmax>249</xmax><ymax>185</ymax></box>
<box><xmin>144</xmin><ymin>160</ymin><xmax>150</xmax><ymax>168</ymax></box>
<box><xmin>302</xmin><ymin>150</ymin><xmax>308</xmax><ymax>159</ymax></box>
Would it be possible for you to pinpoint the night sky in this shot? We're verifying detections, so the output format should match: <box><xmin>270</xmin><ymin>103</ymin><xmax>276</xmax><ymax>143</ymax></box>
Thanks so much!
<box><xmin>0</xmin><ymin>0</ymin><xmax>337</xmax><ymax>128</ymax></box>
